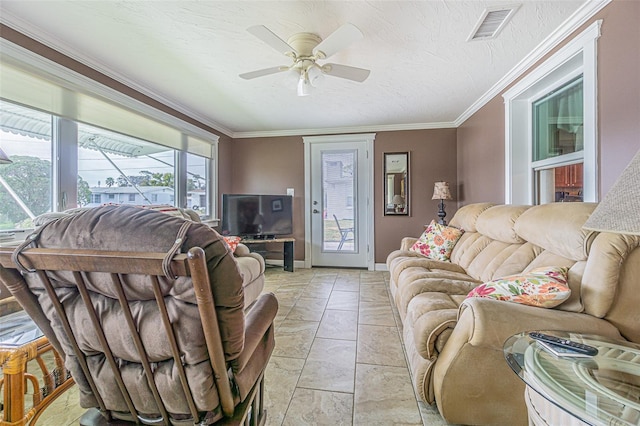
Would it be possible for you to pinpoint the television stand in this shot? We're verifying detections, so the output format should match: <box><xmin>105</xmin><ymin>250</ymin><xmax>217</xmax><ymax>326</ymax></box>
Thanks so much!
<box><xmin>241</xmin><ymin>237</ymin><xmax>294</xmax><ymax>272</ymax></box>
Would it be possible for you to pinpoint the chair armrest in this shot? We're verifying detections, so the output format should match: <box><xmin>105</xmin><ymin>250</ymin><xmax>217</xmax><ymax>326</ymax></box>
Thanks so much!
<box><xmin>234</xmin><ymin>244</ymin><xmax>265</xmax><ymax>272</ymax></box>
<box><xmin>234</xmin><ymin>243</ymin><xmax>251</xmax><ymax>257</ymax></box>
<box><xmin>232</xmin><ymin>292</ymin><xmax>278</xmax><ymax>374</ymax></box>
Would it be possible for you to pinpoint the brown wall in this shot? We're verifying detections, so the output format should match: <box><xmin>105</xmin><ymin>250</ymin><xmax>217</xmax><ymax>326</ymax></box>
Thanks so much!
<box><xmin>457</xmin><ymin>0</ymin><xmax>640</xmax><ymax>203</ymax></box>
<box><xmin>596</xmin><ymin>0</ymin><xmax>640</xmax><ymax>195</ymax></box>
<box><xmin>456</xmin><ymin>96</ymin><xmax>505</xmax><ymax>205</ymax></box>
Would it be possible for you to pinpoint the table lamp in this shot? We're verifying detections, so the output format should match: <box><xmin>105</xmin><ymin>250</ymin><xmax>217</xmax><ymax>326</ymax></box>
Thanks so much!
<box><xmin>432</xmin><ymin>181</ymin><xmax>453</xmax><ymax>225</ymax></box>
<box><xmin>0</xmin><ymin>148</ymin><xmax>12</xmax><ymax>164</ymax></box>
<box><xmin>392</xmin><ymin>194</ymin><xmax>405</xmax><ymax>213</ymax></box>
<box><xmin>583</xmin><ymin>149</ymin><xmax>640</xmax><ymax>235</ymax></box>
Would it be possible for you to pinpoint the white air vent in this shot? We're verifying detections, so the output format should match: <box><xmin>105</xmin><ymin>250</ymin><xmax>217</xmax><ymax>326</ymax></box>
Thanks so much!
<box><xmin>467</xmin><ymin>5</ymin><xmax>520</xmax><ymax>41</ymax></box>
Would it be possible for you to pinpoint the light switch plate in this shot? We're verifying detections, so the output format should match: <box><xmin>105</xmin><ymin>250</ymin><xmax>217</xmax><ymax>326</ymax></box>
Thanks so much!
<box><xmin>287</xmin><ymin>188</ymin><xmax>294</xmax><ymax>197</ymax></box>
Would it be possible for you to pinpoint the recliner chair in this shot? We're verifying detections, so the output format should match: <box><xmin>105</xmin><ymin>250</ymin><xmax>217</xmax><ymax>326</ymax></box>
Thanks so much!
<box><xmin>0</xmin><ymin>205</ymin><xmax>278</xmax><ymax>425</ymax></box>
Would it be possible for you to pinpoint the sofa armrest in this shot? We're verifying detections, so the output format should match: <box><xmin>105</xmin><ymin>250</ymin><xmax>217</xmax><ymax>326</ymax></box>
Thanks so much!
<box><xmin>232</xmin><ymin>292</ymin><xmax>278</xmax><ymax>374</ymax></box>
<box><xmin>432</xmin><ymin>297</ymin><xmax>624</xmax><ymax>425</ymax></box>
<box><xmin>400</xmin><ymin>237</ymin><xmax>418</xmax><ymax>251</ymax></box>
<box><xmin>453</xmin><ymin>297</ymin><xmax>623</xmax><ymax>350</ymax></box>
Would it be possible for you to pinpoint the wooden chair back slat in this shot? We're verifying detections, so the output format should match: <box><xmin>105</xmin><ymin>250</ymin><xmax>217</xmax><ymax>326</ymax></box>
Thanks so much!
<box><xmin>34</xmin><ymin>269</ymin><xmax>108</xmax><ymax>413</ymax></box>
<box><xmin>149</xmin><ymin>274</ymin><xmax>200</xmax><ymax>420</ymax></box>
<box><xmin>187</xmin><ymin>247</ymin><xmax>236</xmax><ymax>417</ymax></box>
<box><xmin>110</xmin><ymin>273</ymin><xmax>171</xmax><ymax>423</ymax></box>
<box><xmin>71</xmin><ymin>270</ymin><xmax>141</xmax><ymax>421</ymax></box>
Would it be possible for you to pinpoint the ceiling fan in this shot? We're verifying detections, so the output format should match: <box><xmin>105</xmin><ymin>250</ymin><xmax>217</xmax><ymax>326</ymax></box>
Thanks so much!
<box><xmin>240</xmin><ymin>23</ymin><xmax>371</xmax><ymax>96</ymax></box>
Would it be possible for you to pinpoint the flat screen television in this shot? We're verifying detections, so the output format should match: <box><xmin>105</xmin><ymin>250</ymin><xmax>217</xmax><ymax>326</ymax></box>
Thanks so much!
<box><xmin>221</xmin><ymin>194</ymin><xmax>293</xmax><ymax>239</ymax></box>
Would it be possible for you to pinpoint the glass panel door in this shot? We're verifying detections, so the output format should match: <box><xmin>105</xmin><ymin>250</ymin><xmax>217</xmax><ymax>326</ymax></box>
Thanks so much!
<box><xmin>321</xmin><ymin>150</ymin><xmax>356</xmax><ymax>252</ymax></box>
<box><xmin>310</xmin><ymin>140</ymin><xmax>369</xmax><ymax>268</ymax></box>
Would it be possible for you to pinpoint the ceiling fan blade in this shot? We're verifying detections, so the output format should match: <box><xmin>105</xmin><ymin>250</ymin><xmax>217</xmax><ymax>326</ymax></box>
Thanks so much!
<box><xmin>247</xmin><ymin>25</ymin><xmax>297</xmax><ymax>55</ymax></box>
<box><xmin>313</xmin><ymin>23</ymin><xmax>363</xmax><ymax>59</ymax></box>
<box><xmin>322</xmin><ymin>63</ymin><xmax>370</xmax><ymax>82</ymax></box>
<box><xmin>239</xmin><ymin>66</ymin><xmax>289</xmax><ymax>80</ymax></box>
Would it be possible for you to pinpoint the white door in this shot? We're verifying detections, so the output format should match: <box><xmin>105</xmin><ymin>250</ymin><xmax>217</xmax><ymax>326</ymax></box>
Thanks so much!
<box><xmin>304</xmin><ymin>134</ymin><xmax>374</xmax><ymax>269</ymax></box>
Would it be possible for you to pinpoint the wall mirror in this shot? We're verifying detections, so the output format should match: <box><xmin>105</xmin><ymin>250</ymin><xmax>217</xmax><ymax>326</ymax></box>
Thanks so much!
<box><xmin>384</xmin><ymin>152</ymin><xmax>409</xmax><ymax>215</ymax></box>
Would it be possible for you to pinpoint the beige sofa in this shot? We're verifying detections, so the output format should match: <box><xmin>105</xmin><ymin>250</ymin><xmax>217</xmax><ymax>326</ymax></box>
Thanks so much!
<box><xmin>387</xmin><ymin>202</ymin><xmax>640</xmax><ymax>425</ymax></box>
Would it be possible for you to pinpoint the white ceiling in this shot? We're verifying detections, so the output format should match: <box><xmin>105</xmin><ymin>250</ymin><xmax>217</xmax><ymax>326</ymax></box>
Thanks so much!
<box><xmin>1</xmin><ymin>1</ymin><xmax>594</xmax><ymax>138</ymax></box>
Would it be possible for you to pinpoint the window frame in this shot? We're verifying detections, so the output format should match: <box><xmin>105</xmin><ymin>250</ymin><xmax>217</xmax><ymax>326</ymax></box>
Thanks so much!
<box><xmin>503</xmin><ymin>21</ymin><xmax>600</xmax><ymax>205</ymax></box>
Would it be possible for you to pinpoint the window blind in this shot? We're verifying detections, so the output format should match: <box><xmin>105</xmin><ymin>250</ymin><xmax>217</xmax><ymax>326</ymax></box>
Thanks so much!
<box><xmin>0</xmin><ymin>52</ymin><xmax>216</xmax><ymax>158</ymax></box>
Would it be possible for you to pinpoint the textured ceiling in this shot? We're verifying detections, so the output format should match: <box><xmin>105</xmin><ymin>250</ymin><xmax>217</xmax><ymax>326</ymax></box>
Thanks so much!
<box><xmin>0</xmin><ymin>1</ymin><xmax>589</xmax><ymax>137</ymax></box>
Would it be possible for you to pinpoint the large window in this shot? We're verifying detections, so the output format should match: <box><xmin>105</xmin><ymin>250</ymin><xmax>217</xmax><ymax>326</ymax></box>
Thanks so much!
<box><xmin>0</xmin><ymin>99</ymin><xmax>216</xmax><ymax>230</ymax></box>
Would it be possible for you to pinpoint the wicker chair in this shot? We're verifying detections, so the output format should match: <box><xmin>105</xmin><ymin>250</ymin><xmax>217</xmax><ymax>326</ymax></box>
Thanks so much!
<box><xmin>0</xmin><ymin>205</ymin><xmax>278</xmax><ymax>425</ymax></box>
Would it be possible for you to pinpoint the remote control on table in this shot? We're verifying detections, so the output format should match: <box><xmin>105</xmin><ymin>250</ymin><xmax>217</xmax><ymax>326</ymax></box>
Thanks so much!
<box><xmin>528</xmin><ymin>332</ymin><xmax>598</xmax><ymax>356</ymax></box>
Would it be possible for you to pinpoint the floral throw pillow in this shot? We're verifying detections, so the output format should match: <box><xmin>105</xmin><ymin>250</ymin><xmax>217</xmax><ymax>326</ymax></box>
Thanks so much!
<box><xmin>466</xmin><ymin>266</ymin><xmax>571</xmax><ymax>308</ymax></box>
<box><xmin>409</xmin><ymin>220</ymin><xmax>464</xmax><ymax>262</ymax></box>
<box><xmin>222</xmin><ymin>236</ymin><xmax>242</xmax><ymax>254</ymax></box>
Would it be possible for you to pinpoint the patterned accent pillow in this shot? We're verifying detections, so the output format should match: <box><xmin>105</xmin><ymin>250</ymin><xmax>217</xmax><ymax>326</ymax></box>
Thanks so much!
<box><xmin>409</xmin><ymin>220</ymin><xmax>464</xmax><ymax>262</ymax></box>
<box><xmin>222</xmin><ymin>236</ymin><xmax>242</xmax><ymax>254</ymax></box>
<box><xmin>466</xmin><ymin>266</ymin><xmax>571</xmax><ymax>308</ymax></box>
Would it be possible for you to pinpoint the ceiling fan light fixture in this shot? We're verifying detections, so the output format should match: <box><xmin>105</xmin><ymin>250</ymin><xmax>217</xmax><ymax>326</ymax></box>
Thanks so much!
<box><xmin>297</xmin><ymin>72</ymin><xmax>311</xmax><ymax>96</ymax></box>
<box><xmin>307</xmin><ymin>65</ymin><xmax>324</xmax><ymax>88</ymax></box>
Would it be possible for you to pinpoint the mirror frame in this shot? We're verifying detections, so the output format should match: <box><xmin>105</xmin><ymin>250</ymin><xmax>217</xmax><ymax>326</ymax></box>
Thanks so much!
<box><xmin>384</xmin><ymin>152</ymin><xmax>409</xmax><ymax>216</ymax></box>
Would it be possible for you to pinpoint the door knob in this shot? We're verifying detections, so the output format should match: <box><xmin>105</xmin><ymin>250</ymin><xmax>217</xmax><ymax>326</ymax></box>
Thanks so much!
<box><xmin>313</xmin><ymin>209</ymin><xmax>319</xmax><ymax>214</ymax></box>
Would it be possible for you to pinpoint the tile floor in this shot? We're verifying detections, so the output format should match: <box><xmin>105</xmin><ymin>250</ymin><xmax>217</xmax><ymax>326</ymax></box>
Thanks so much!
<box><xmin>32</xmin><ymin>267</ymin><xmax>451</xmax><ymax>425</ymax></box>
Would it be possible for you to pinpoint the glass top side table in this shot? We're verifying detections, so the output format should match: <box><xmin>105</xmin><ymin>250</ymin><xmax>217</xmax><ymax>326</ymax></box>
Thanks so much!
<box><xmin>504</xmin><ymin>331</ymin><xmax>640</xmax><ymax>426</ymax></box>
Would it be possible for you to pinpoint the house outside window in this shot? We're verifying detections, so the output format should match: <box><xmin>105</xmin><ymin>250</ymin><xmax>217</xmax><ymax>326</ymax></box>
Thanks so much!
<box><xmin>92</xmin><ymin>194</ymin><xmax>101</xmax><ymax>204</ymax></box>
<box><xmin>128</xmin><ymin>194</ymin><xmax>136</xmax><ymax>202</ymax></box>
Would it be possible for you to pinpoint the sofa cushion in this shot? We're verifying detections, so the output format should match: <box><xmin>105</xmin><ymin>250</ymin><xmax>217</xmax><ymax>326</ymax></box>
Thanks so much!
<box><xmin>466</xmin><ymin>266</ymin><xmax>571</xmax><ymax>308</ymax></box>
<box><xmin>410</xmin><ymin>221</ymin><xmax>464</xmax><ymax>262</ymax></box>
<box><xmin>514</xmin><ymin>202</ymin><xmax>597</xmax><ymax>261</ymax></box>
<box><xmin>475</xmin><ymin>205</ymin><xmax>530</xmax><ymax>244</ymax></box>
<box><xmin>448</xmin><ymin>202</ymin><xmax>494</xmax><ymax>232</ymax></box>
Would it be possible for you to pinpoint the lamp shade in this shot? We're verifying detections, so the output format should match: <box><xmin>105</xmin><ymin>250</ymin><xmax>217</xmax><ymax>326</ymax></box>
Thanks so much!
<box><xmin>583</xmin><ymin>149</ymin><xmax>640</xmax><ymax>235</ymax></box>
<box><xmin>392</xmin><ymin>195</ymin><xmax>405</xmax><ymax>205</ymax></box>
<box><xmin>432</xmin><ymin>181</ymin><xmax>452</xmax><ymax>200</ymax></box>
<box><xmin>0</xmin><ymin>148</ymin><xmax>12</xmax><ymax>164</ymax></box>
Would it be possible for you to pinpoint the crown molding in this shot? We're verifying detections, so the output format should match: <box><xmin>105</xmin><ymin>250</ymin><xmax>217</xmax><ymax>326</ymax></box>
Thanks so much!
<box><xmin>231</xmin><ymin>121</ymin><xmax>456</xmax><ymax>139</ymax></box>
<box><xmin>454</xmin><ymin>0</ymin><xmax>611</xmax><ymax>127</ymax></box>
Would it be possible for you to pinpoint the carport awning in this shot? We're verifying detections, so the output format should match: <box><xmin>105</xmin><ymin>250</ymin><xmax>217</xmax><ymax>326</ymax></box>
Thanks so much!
<box><xmin>0</xmin><ymin>102</ymin><xmax>167</xmax><ymax>157</ymax></box>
